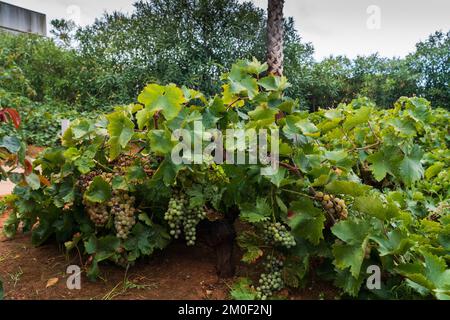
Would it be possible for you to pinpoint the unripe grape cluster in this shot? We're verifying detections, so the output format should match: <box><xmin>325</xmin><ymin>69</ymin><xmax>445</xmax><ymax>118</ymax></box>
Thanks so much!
<box><xmin>314</xmin><ymin>191</ymin><xmax>348</xmax><ymax>221</ymax></box>
<box><xmin>207</xmin><ymin>163</ymin><xmax>229</xmax><ymax>184</ymax></box>
<box><xmin>164</xmin><ymin>191</ymin><xmax>207</xmax><ymax>246</ymax></box>
<box><xmin>109</xmin><ymin>191</ymin><xmax>136</xmax><ymax>239</ymax></box>
<box><xmin>262</xmin><ymin>221</ymin><xmax>296</xmax><ymax>248</ymax></box>
<box><xmin>184</xmin><ymin>206</ymin><xmax>207</xmax><ymax>245</ymax></box>
<box><xmin>255</xmin><ymin>256</ymin><xmax>284</xmax><ymax>300</ymax></box>
<box><xmin>164</xmin><ymin>192</ymin><xmax>187</xmax><ymax>240</ymax></box>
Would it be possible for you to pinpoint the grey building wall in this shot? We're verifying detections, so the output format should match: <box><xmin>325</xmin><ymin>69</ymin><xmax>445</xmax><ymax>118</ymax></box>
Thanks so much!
<box><xmin>0</xmin><ymin>1</ymin><xmax>46</xmax><ymax>35</ymax></box>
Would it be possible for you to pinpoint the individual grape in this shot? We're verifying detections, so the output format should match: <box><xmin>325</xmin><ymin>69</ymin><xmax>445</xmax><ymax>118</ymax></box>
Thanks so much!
<box><xmin>262</xmin><ymin>221</ymin><xmax>296</xmax><ymax>249</ymax></box>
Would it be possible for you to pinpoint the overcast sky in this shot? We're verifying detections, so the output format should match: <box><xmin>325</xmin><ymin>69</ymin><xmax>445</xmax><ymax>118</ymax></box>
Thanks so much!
<box><xmin>3</xmin><ymin>0</ymin><xmax>450</xmax><ymax>60</ymax></box>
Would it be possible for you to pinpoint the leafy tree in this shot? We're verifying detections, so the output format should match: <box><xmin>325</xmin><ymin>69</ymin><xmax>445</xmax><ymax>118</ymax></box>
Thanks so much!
<box><xmin>407</xmin><ymin>31</ymin><xmax>450</xmax><ymax>109</ymax></box>
<box><xmin>74</xmin><ymin>0</ymin><xmax>313</xmax><ymax>98</ymax></box>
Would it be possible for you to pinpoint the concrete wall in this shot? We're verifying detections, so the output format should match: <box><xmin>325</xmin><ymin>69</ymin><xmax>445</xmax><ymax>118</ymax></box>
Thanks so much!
<box><xmin>0</xmin><ymin>1</ymin><xmax>46</xmax><ymax>36</ymax></box>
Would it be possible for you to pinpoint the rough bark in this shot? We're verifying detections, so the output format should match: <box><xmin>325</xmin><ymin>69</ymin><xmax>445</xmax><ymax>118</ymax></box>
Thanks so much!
<box><xmin>267</xmin><ymin>0</ymin><xmax>285</xmax><ymax>76</ymax></box>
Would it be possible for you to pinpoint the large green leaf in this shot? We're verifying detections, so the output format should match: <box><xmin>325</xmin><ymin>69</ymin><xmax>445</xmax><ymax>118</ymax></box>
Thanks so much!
<box><xmin>239</xmin><ymin>198</ymin><xmax>271</xmax><ymax>223</ymax></box>
<box><xmin>0</xmin><ymin>135</ymin><xmax>21</xmax><ymax>153</ymax></box>
<box><xmin>343</xmin><ymin>106</ymin><xmax>371</xmax><ymax>131</ymax></box>
<box><xmin>258</xmin><ymin>75</ymin><xmax>290</xmax><ymax>91</ymax></box>
<box><xmin>25</xmin><ymin>173</ymin><xmax>41</xmax><ymax>190</ymax></box>
<box><xmin>325</xmin><ymin>180</ymin><xmax>371</xmax><ymax>197</ymax></box>
<box><xmin>230</xmin><ymin>278</ymin><xmax>256</xmax><ymax>300</ymax></box>
<box><xmin>332</xmin><ymin>242</ymin><xmax>366</xmax><ymax>278</ymax></box>
<box><xmin>106</xmin><ymin>111</ymin><xmax>135</xmax><ymax>160</ymax></box>
<box><xmin>331</xmin><ymin>220</ymin><xmax>371</xmax><ymax>278</ymax></box>
<box><xmin>399</xmin><ymin>145</ymin><xmax>424</xmax><ymax>185</ymax></box>
<box><xmin>138</xmin><ymin>83</ymin><xmax>185</xmax><ymax>120</ymax></box>
<box><xmin>84</xmin><ymin>176</ymin><xmax>112</xmax><ymax>203</ymax></box>
<box><xmin>425</xmin><ymin>162</ymin><xmax>445</xmax><ymax>179</ymax></box>
<box><xmin>289</xmin><ymin>198</ymin><xmax>325</xmax><ymax>245</ymax></box>
<box><xmin>371</xmin><ymin>229</ymin><xmax>412</xmax><ymax>256</ymax></box>
<box><xmin>366</xmin><ymin>147</ymin><xmax>401</xmax><ymax>182</ymax></box>
<box><xmin>354</xmin><ymin>196</ymin><xmax>399</xmax><ymax>220</ymax></box>
<box><xmin>148</xmin><ymin>129</ymin><xmax>174</xmax><ymax>154</ymax></box>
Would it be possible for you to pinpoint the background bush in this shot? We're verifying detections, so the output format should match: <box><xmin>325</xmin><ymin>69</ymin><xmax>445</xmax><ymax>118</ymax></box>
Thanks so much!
<box><xmin>0</xmin><ymin>0</ymin><xmax>448</xmax><ymax>147</ymax></box>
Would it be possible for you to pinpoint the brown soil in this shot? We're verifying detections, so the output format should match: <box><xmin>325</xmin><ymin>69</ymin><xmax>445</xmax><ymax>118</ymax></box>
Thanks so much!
<box><xmin>0</xmin><ymin>209</ymin><xmax>339</xmax><ymax>300</ymax></box>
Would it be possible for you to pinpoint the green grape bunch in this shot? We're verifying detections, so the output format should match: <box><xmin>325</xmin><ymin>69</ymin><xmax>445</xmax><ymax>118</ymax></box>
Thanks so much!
<box><xmin>109</xmin><ymin>191</ymin><xmax>136</xmax><ymax>239</ymax></box>
<box><xmin>262</xmin><ymin>221</ymin><xmax>296</xmax><ymax>248</ymax></box>
<box><xmin>164</xmin><ymin>190</ymin><xmax>207</xmax><ymax>246</ymax></box>
<box><xmin>255</xmin><ymin>256</ymin><xmax>284</xmax><ymax>300</ymax></box>
<box><xmin>164</xmin><ymin>191</ymin><xmax>187</xmax><ymax>240</ymax></box>
<box><xmin>184</xmin><ymin>206</ymin><xmax>207</xmax><ymax>246</ymax></box>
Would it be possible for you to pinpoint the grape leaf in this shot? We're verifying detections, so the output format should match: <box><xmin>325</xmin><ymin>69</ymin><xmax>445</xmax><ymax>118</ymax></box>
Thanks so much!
<box><xmin>84</xmin><ymin>176</ymin><xmax>112</xmax><ymax>203</ymax></box>
<box><xmin>0</xmin><ymin>135</ymin><xmax>21</xmax><ymax>153</ymax></box>
<box><xmin>343</xmin><ymin>106</ymin><xmax>371</xmax><ymax>131</ymax></box>
<box><xmin>289</xmin><ymin>198</ymin><xmax>325</xmax><ymax>245</ymax></box>
<box><xmin>147</xmin><ymin>129</ymin><xmax>174</xmax><ymax>154</ymax></box>
<box><xmin>425</xmin><ymin>162</ymin><xmax>445</xmax><ymax>180</ymax></box>
<box><xmin>354</xmin><ymin>196</ymin><xmax>399</xmax><ymax>220</ymax></box>
<box><xmin>399</xmin><ymin>145</ymin><xmax>424</xmax><ymax>186</ymax></box>
<box><xmin>230</xmin><ymin>278</ymin><xmax>256</xmax><ymax>300</ymax></box>
<box><xmin>106</xmin><ymin>111</ymin><xmax>135</xmax><ymax>160</ymax></box>
<box><xmin>239</xmin><ymin>198</ymin><xmax>271</xmax><ymax>223</ymax></box>
<box><xmin>138</xmin><ymin>84</ymin><xmax>185</xmax><ymax>120</ymax></box>
<box><xmin>325</xmin><ymin>180</ymin><xmax>371</xmax><ymax>197</ymax></box>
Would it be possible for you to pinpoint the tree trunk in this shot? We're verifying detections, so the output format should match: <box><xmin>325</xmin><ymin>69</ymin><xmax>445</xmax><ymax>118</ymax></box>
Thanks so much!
<box><xmin>267</xmin><ymin>0</ymin><xmax>285</xmax><ymax>76</ymax></box>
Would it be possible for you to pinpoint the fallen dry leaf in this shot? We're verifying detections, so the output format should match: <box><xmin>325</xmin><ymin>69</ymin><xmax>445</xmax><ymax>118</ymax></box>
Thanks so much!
<box><xmin>46</xmin><ymin>277</ymin><xmax>59</xmax><ymax>288</ymax></box>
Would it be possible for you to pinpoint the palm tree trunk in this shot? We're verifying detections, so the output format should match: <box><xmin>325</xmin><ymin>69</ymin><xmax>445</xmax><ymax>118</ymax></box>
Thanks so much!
<box><xmin>267</xmin><ymin>0</ymin><xmax>285</xmax><ymax>76</ymax></box>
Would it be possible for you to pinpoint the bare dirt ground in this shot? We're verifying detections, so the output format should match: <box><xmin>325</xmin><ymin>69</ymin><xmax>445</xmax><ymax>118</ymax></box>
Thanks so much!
<box><xmin>0</xmin><ymin>146</ymin><xmax>339</xmax><ymax>300</ymax></box>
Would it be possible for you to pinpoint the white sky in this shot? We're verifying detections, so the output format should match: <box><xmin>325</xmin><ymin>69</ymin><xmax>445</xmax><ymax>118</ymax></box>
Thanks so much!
<box><xmin>3</xmin><ymin>0</ymin><xmax>450</xmax><ymax>60</ymax></box>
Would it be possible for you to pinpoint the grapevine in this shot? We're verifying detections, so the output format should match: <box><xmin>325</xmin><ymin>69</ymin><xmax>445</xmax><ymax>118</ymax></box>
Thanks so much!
<box><xmin>3</xmin><ymin>59</ymin><xmax>449</xmax><ymax>300</ymax></box>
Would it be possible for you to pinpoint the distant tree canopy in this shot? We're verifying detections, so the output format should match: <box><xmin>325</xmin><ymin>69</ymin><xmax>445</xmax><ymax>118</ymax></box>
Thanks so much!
<box><xmin>2</xmin><ymin>0</ymin><xmax>449</xmax><ymax>111</ymax></box>
<box><xmin>71</xmin><ymin>0</ymin><xmax>313</xmax><ymax>101</ymax></box>
<box><xmin>407</xmin><ymin>31</ymin><xmax>449</xmax><ymax>109</ymax></box>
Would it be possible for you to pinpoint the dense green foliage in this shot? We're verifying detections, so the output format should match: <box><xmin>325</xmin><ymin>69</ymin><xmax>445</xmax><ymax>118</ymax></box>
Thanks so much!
<box><xmin>57</xmin><ymin>0</ymin><xmax>449</xmax><ymax>111</ymax></box>
<box><xmin>0</xmin><ymin>1</ymin><xmax>448</xmax><ymax>148</ymax></box>
<box><xmin>4</xmin><ymin>59</ymin><xmax>449</xmax><ymax>299</ymax></box>
<box><xmin>0</xmin><ymin>38</ymin><xmax>100</xmax><ymax>146</ymax></box>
